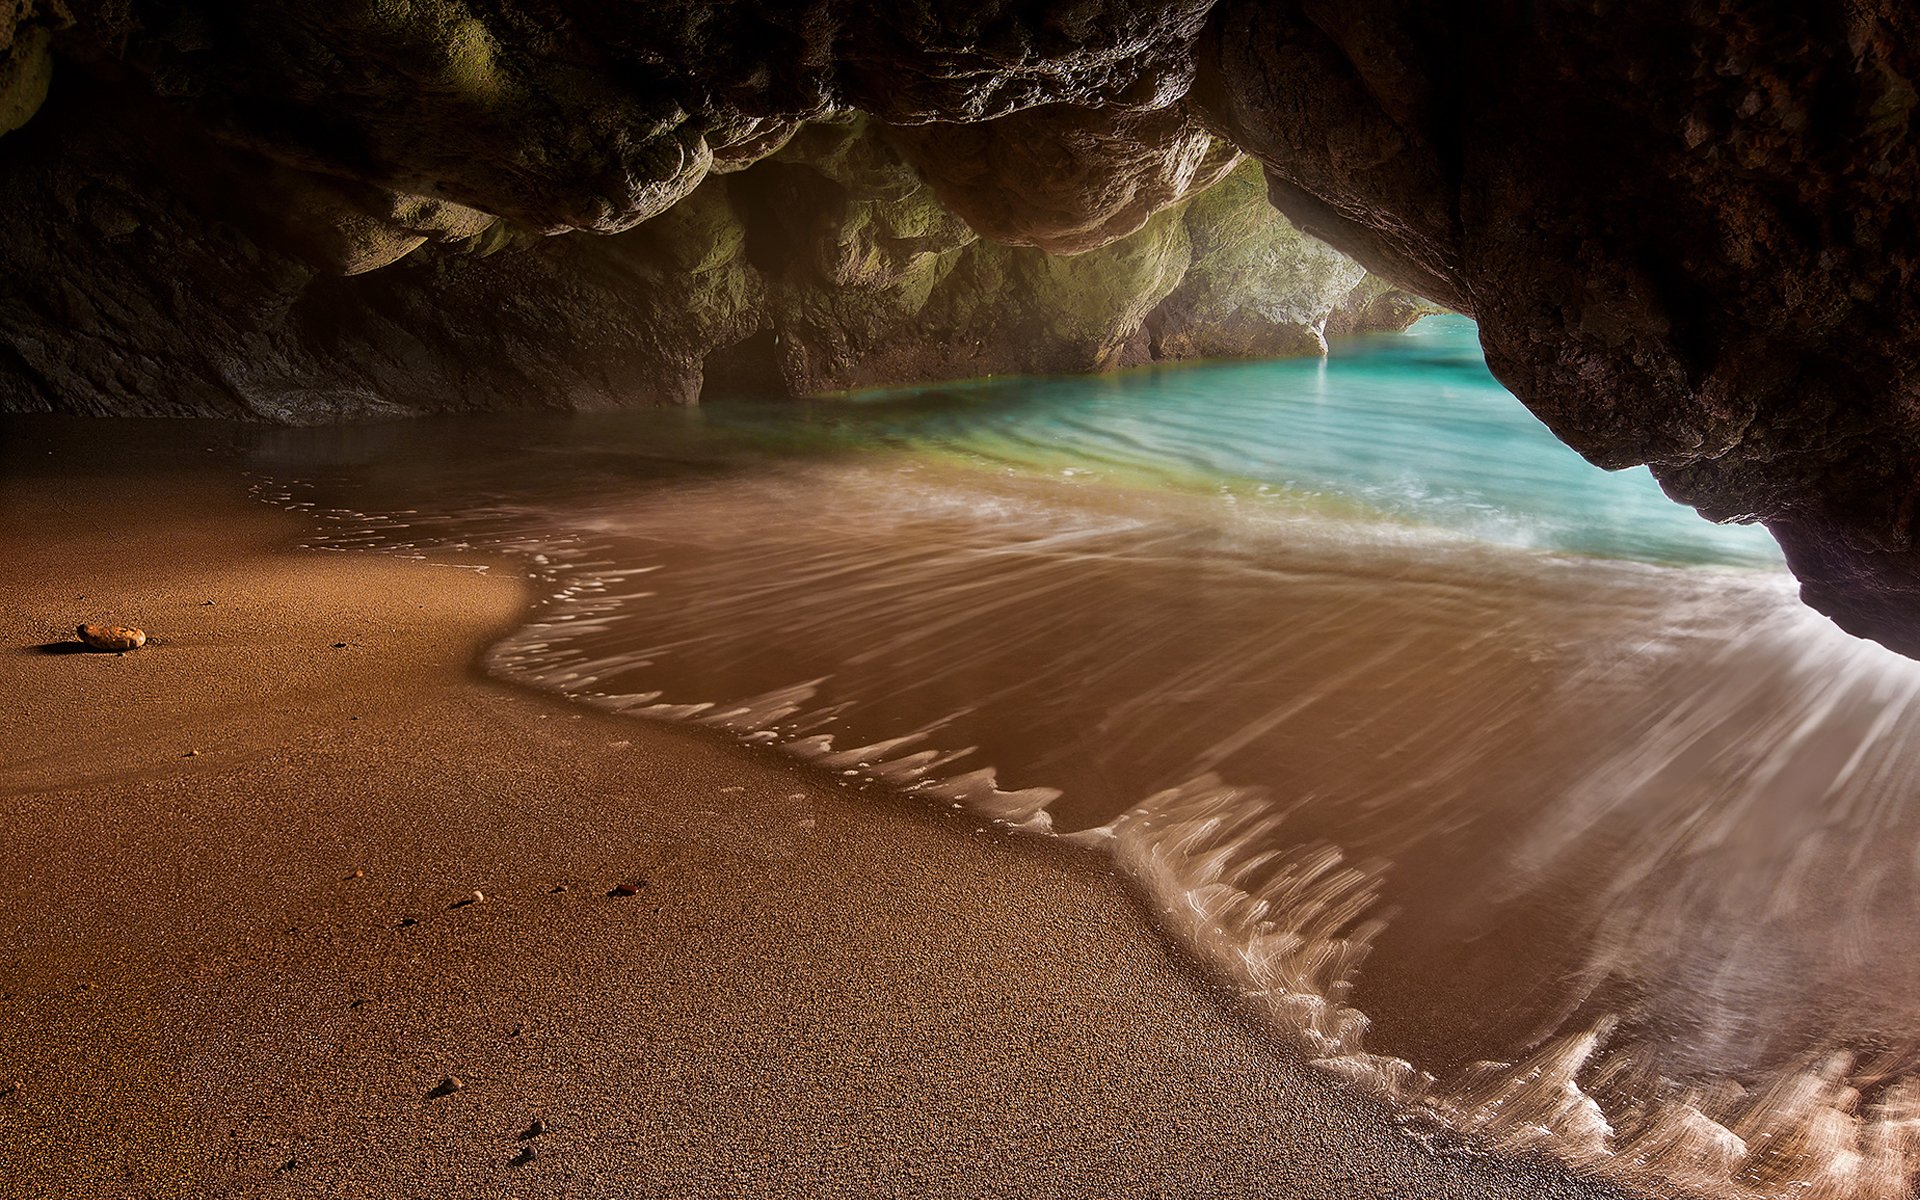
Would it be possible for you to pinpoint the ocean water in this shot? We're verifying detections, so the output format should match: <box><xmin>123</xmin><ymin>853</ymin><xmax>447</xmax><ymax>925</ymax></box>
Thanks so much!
<box><xmin>759</xmin><ymin>314</ymin><xmax>1781</xmax><ymax>571</ymax></box>
<box><xmin>246</xmin><ymin>316</ymin><xmax>1920</xmax><ymax>1200</ymax></box>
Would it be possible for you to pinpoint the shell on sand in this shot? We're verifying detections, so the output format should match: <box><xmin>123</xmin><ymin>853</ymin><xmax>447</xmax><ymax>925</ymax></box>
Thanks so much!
<box><xmin>77</xmin><ymin>623</ymin><xmax>145</xmax><ymax>652</ymax></box>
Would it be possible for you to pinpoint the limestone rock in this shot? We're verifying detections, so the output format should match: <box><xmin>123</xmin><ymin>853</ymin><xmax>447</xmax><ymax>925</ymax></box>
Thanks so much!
<box><xmin>1146</xmin><ymin>158</ymin><xmax>1370</xmax><ymax>360</ymax></box>
<box><xmin>886</xmin><ymin>102</ymin><xmax>1235</xmax><ymax>255</ymax></box>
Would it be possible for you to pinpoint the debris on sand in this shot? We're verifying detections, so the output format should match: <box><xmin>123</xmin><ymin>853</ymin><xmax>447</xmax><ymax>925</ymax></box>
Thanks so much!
<box><xmin>607</xmin><ymin>880</ymin><xmax>645</xmax><ymax>897</ymax></box>
<box><xmin>428</xmin><ymin>1075</ymin><xmax>465</xmax><ymax>1098</ymax></box>
<box><xmin>77</xmin><ymin>623</ymin><xmax>144</xmax><ymax>651</ymax></box>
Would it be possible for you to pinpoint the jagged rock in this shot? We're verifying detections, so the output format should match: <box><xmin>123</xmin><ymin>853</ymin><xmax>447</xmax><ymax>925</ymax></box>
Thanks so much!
<box><xmin>885</xmin><ymin>102</ymin><xmax>1235</xmax><ymax>255</ymax></box>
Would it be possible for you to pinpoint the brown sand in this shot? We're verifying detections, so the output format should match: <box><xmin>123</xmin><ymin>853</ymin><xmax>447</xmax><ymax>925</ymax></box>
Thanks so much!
<box><xmin>0</xmin><ymin>433</ymin><xmax>1627</xmax><ymax>1199</ymax></box>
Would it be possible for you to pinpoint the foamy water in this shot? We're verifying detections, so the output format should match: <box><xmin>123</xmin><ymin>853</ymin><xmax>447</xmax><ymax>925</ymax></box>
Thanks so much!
<box><xmin>240</xmin><ymin>318</ymin><xmax>1920</xmax><ymax>1199</ymax></box>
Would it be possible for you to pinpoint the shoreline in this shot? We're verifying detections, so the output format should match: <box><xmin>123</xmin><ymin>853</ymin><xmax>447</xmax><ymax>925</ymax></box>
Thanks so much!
<box><xmin>0</xmin><ymin>427</ymin><xmax>1629</xmax><ymax>1199</ymax></box>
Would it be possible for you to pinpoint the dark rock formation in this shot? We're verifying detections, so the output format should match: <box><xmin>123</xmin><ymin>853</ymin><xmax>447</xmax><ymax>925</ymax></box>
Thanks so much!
<box><xmin>1190</xmin><ymin>3</ymin><xmax>1920</xmax><ymax>655</ymax></box>
<box><xmin>3</xmin><ymin>2</ymin><xmax>1919</xmax><ymax>653</ymax></box>
<box><xmin>0</xmin><ymin>95</ymin><xmax>1404</xmax><ymax>419</ymax></box>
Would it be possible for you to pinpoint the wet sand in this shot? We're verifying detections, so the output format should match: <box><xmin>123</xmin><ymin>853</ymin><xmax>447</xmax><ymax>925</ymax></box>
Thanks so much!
<box><xmin>0</xmin><ymin>436</ymin><xmax>1627</xmax><ymax>1199</ymax></box>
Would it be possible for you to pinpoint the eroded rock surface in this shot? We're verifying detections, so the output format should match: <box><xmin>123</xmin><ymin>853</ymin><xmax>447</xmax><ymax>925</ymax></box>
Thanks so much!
<box><xmin>3</xmin><ymin>2</ymin><xmax>1919</xmax><ymax>651</ymax></box>
<box><xmin>886</xmin><ymin>102</ymin><xmax>1234</xmax><ymax>255</ymax></box>
<box><xmin>0</xmin><ymin>98</ymin><xmax>1404</xmax><ymax>419</ymax></box>
<box><xmin>1188</xmin><ymin>3</ymin><xmax>1920</xmax><ymax>653</ymax></box>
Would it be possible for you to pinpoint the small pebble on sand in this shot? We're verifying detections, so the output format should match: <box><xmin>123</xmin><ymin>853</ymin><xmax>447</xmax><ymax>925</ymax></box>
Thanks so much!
<box><xmin>77</xmin><ymin>622</ymin><xmax>145</xmax><ymax>652</ymax></box>
<box><xmin>523</xmin><ymin>1117</ymin><xmax>547</xmax><ymax>1139</ymax></box>
<box><xmin>183</xmin><ymin>749</ymin><xmax>199</xmax><ymax>758</ymax></box>
<box><xmin>451</xmin><ymin>890</ymin><xmax>485</xmax><ymax>909</ymax></box>
<box><xmin>607</xmin><ymin>880</ymin><xmax>644</xmax><ymax>897</ymax></box>
<box><xmin>430</xmin><ymin>1075</ymin><xmax>465</xmax><ymax>1098</ymax></box>
<box><xmin>512</xmin><ymin>1145</ymin><xmax>537</xmax><ymax>1167</ymax></box>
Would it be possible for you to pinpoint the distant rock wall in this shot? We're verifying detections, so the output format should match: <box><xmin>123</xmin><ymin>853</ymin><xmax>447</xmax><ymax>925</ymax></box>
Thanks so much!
<box><xmin>0</xmin><ymin>97</ymin><xmax>1423</xmax><ymax>420</ymax></box>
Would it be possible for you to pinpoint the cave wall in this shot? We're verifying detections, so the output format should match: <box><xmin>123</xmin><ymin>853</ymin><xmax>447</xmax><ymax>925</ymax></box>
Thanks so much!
<box><xmin>4</xmin><ymin>2</ymin><xmax>1920</xmax><ymax>652</ymax></box>
<box><xmin>0</xmin><ymin>85</ymin><xmax>1419</xmax><ymax>420</ymax></box>
<box><xmin>1184</xmin><ymin>3</ymin><xmax>1920</xmax><ymax>652</ymax></box>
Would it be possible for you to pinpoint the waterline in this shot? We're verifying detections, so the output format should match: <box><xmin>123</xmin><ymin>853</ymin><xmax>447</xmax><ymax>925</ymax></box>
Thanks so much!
<box><xmin>239</xmin><ymin>322</ymin><xmax>1919</xmax><ymax>1200</ymax></box>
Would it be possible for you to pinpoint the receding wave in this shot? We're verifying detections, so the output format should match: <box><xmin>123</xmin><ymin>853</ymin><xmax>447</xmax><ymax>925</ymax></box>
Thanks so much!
<box><xmin>241</xmin><ymin>318</ymin><xmax>1920</xmax><ymax>1200</ymax></box>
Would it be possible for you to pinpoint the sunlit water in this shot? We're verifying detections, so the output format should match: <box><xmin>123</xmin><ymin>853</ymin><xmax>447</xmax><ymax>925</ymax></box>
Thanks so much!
<box><xmin>245</xmin><ymin>316</ymin><xmax>1920</xmax><ymax>1199</ymax></box>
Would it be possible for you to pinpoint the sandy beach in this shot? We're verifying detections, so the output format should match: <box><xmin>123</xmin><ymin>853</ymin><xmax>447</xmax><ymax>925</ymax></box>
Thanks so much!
<box><xmin>0</xmin><ymin>422</ymin><xmax>1627</xmax><ymax>1199</ymax></box>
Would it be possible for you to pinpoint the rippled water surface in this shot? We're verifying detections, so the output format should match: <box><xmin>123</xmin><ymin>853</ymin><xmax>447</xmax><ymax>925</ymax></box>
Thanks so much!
<box><xmin>247</xmin><ymin>317</ymin><xmax>1920</xmax><ymax>1199</ymax></box>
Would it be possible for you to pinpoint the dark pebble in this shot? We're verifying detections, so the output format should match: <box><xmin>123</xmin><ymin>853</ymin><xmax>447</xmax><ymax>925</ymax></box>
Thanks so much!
<box><xmin>522</xmin><ymin>1117</ymin><xmax>547</xmax><ymax>1139</ymax></box>
<box><xmin>512</xmin><ymin>1146</ymin><xmax>537</xmax><ymax>1167</ymax></box>
<box><xmin>607</xmin><ymin>880</ymin><xmax>645</xmax><ymax>897</ymax></box>
<box><xmin>428</xmin><ymin>1075</ymin><xmax>465</xmax><ymax>1098</ymax></box>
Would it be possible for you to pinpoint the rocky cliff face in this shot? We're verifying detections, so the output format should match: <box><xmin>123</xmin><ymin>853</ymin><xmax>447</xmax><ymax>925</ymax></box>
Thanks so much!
<box><xmin>0</xmin><ymin>86</ymin><xmax>1415</xmax><ymax>422</ymax></box>
<box><xmin>3</xmin><ymin>2</ymin><xmax>1919</xmax><ymax>654</ymax></box>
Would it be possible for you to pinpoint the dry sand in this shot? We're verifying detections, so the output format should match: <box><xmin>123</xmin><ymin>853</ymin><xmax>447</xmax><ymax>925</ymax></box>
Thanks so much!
<box><xmin>0</xmin><ymin>424</ymin><xmax>1628</xmax><ymax>1199</ymax></box>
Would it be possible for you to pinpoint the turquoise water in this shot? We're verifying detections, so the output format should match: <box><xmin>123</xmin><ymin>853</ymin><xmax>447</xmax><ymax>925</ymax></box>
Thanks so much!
<box><xmin>715</xmin><ymin>314</ymin><xmax>1783</xmax><ymax>570</ymax></box>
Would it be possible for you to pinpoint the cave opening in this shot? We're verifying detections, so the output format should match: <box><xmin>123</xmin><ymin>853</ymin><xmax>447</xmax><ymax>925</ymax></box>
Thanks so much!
<box><xmin>4</xmin><ymin>7</ymin><xmax>1920</xmax><ymax>1199</ymax></box>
